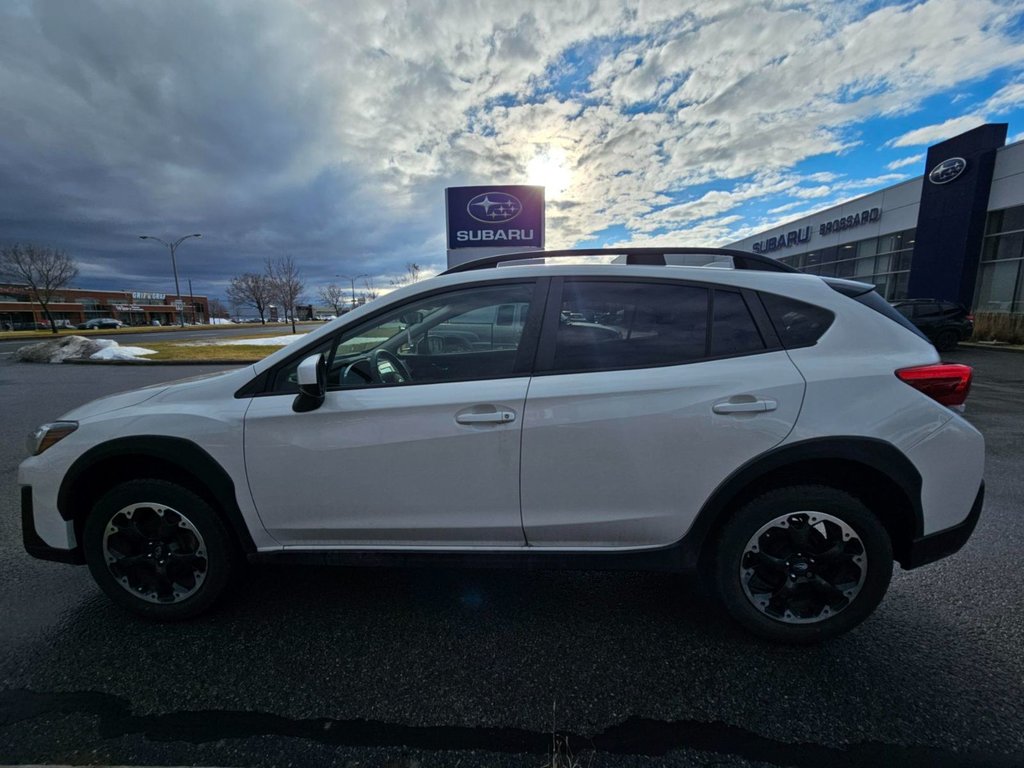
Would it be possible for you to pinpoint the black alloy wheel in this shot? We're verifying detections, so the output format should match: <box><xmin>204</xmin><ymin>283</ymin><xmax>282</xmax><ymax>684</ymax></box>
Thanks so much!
<box><xmin>84</xmin><ymin>479</ymin><xmax>239</xmax><ymax>619</ymax></box>
<box><xmin>711</xmin><ymin>485</ymin><xmax>893</xmax><ymax>644</ymax></box>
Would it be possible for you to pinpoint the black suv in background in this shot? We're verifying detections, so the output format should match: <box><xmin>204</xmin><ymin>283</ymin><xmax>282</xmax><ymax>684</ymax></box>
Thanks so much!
<box><xmin>891</xmin><ymin>299</ymin><xmax>974</xmax><ymax>351</ymax></box>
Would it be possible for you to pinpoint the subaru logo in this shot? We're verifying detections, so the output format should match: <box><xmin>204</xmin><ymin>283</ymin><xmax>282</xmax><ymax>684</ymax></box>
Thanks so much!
<box><xmin>467</xmin><ymin>192</ymin><xmax>522</xmax><ymax>223</ymax></box>
<box><xmin>928</xmin><ymin>157</ymin><xmax>967</xmax><ymax>185</ymax></box>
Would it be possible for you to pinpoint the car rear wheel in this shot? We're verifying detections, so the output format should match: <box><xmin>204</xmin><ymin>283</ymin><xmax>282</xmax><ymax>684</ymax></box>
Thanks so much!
<box><xmin>83</xmin><ymin>479</ymin><xmax>240</xmax><ymax>620</ymax></box>
<box><xmin>710</xmin><ymin>485</ymin><xmax>893</xmax><ymax>643</ymax></box>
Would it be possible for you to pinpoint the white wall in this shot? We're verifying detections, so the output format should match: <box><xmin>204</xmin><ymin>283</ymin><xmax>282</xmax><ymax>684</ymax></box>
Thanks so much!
<box><xmin>988</xmin><ymin>140</ymin><xmax>1024</xmax><ymax>212</ymax></box>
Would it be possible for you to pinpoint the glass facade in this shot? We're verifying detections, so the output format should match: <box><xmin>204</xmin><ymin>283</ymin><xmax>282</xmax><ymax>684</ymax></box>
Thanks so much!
<box><xmin>775</xmin><ymin>229</ymin><xmax>916</xmax><ymax>300</ymax></box>
<box><xmin>975</xmin><ymin>205</ymin><xmax>1024</xmax><ymax>314</ymax></box>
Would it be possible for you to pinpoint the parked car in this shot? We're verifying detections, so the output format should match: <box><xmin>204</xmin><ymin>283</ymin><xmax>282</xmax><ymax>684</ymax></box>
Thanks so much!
<box><xmin>891</xmin><ymin>299</ymin><xmax>973</xmax><ymax>352</ymax></box>
<box><xmin>20</xmin><ymin>248</ymin><xmax>984</xmax><ymax>643</ymax></box>
<box><xmin>76</xmin><ymin>318</ymin><xmax>124</xmax><ymax>330</ymax></box>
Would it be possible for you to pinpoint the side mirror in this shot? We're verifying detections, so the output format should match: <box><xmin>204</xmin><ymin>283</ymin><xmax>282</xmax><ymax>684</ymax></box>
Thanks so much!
<box><xmin>292</xmin><ymin>353</ymin><xmax>326</xmax><ymax>413</ymax></box>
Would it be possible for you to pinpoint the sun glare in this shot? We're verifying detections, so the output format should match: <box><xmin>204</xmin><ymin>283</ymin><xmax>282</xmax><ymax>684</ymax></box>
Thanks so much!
<box><xmin>526</xmin><ymin>150</ymin><xmax>572</xmax><ymax>198</ymax></box>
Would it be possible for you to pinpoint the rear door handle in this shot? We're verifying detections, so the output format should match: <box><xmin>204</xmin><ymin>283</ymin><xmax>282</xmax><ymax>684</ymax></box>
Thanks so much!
<box><xmin>712</xmin><ymin>398</ymin><xmax>778</xmax><ymax>414</ymax></box>
<box><xmin>456</xmin><ymin>409</ymin><xmax>517</xmax><ymax>425</ymax></box>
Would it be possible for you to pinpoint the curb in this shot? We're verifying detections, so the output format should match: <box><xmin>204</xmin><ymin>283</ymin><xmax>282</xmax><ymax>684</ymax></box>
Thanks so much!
<box><xmin>959</xmin><ymin>342</ymin><xmax>1024</xmax><ymax>353</ymax></box>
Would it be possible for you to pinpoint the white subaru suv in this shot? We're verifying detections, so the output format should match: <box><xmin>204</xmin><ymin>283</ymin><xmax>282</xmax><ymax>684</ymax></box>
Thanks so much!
<box><xmin>19</xmin><ymin>248</ymin><xmax>984</xmax><ymax>643</ymax></box>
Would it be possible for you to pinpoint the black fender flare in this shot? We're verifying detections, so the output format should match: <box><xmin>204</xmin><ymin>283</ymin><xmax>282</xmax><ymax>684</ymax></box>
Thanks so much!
<box><xmin>675</xmin><ymin>436</ymin><xmax>923</xmax><ymax>570</ymax></box>
<box><xmin>57</xmin><ymin>435</ymin><xmax>256</xmax><ymax>553</ymax></box>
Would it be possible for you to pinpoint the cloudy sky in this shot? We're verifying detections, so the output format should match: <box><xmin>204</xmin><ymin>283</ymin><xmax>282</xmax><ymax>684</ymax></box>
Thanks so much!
<box><xmin>1</xmin><ymin>0</ymin><xmax>1023</xmax><ymax>301</ymax></box>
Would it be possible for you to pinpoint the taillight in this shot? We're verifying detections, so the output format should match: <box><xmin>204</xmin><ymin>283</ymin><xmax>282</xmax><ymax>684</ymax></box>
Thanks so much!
<box><xmin>966</xmin><ymin>314</ymin><xmax>974</xmax><ymax>323</ymax></box>
<box><xmin>896</xmin><ymin>364</ymin><xmax>973</xmax><ymax>406</ymax></box>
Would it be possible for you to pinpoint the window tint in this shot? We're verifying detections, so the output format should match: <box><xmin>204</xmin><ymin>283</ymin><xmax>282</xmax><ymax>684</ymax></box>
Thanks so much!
<box><xmin>551</xmin><ymin>281</ymin><xmax>708</xmax><ymax>372</ymax></box>
<box><xmin>711</xmin><ymin>290</ymin><xmax>765</xmax><ymax>356</ymax></box>
<box><xmin>495</xmin><ymin>303</ymin><xmax>516</xmax><ymax>326</ymax></box>
<box><xmin>760</xmin><ymin>292</ymin><xmax>835</xmax><ymax>348</ymax></box>
<box><xmin>914</xmin><ymin>302</ymin><xmax>942</xmax><ymax>318</ymax></box>
<box><xmin>271</xmin><ymin>283</ymin><xmax>535</xmax><ymax>392</ymax></box>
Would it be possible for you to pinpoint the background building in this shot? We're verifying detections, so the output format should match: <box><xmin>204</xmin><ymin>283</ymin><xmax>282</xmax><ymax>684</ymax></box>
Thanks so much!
<box><xmin>727</xmin><ymin>124</ymin><xmax>1023</xmax><ymax>316</ymax></box>
<box><xmin>0</xmin><ymin>285</ymin><xmax>209</xmax><ymax>328</ymax></box>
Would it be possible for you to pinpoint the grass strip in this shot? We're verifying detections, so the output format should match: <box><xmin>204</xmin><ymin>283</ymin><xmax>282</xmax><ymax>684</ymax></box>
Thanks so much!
<box><xmin>138</xmin><ymin>342</ymin><xmax>283</xmax><ymax>361</ymax></box>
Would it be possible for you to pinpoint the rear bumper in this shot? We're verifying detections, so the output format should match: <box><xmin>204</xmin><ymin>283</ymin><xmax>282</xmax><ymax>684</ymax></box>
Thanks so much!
<box><xmin>21</xmin><ymin>486</ymin><xmax>84</xmax><ymax>565</ymax></box>
<box><xmin>903</xmin><ymin>481</ymin><xmax>983</xmax><ymax>570</ymax></box>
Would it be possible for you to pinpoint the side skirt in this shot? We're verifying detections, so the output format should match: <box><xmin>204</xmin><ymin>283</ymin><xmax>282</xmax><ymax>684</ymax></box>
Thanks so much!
<box><xmin>247</xmin><ymin>543</ymin><xmax>698</xmax><ymax>573</ymax></box>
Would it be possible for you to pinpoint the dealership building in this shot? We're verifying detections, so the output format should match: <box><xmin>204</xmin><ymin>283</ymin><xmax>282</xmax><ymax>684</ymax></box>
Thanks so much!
<box><xmin>0</xmin><ymin>285</ymin><xmax>210</xmax><ymax>328</ymax></box>
<box><xmin>727</xmin><ymin>123</ymin><xmax>1023</xmax><ymax>315</ymax></box>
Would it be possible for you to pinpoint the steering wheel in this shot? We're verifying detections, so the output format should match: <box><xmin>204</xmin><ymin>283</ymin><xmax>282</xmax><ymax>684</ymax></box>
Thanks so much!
<box><xmin>369</xmin><ymin>349</ymin><xmax>412</xmax><ymax>384</ymax></box>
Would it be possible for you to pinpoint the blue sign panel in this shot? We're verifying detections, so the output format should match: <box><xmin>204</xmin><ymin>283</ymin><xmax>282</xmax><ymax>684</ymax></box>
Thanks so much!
<box><xmin>446</xmin><ymin>185</ymin><xmax>544</xmax><ymax>249</ymax></box>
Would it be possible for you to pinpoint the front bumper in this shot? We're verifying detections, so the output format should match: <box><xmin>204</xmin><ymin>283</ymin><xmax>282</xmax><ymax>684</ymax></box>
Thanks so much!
<box><xmin>903</xmin><ymin>481</ymin><xmax>984</xmax><ymax>570</ymax></box>
<box><xmin>21</xmin><ymin>486</ymin><xmax>84</xmax><ymax>565</ymax></box>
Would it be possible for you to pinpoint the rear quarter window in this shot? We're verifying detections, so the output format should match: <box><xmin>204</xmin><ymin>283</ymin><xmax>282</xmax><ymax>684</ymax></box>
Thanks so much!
<box><xmin>759</xmin><ymin>293</ymin><xmax>835</xmax><ymax>348</ymax></box>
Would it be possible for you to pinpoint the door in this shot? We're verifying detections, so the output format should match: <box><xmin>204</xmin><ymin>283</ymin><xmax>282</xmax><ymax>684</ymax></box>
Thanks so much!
<box><xmin>243</xmin><ymin>280</ymin><xmax>543</xmax><ymax>547</ymax></box>
<box><xmin>520</xmin><ymin>280</ymin><xmax>805</xmax><ymax>548</ymax></box>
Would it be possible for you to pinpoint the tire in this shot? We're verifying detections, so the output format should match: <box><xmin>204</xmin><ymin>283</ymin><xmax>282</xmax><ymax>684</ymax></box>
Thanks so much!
<box><xmin>83</xmin><ymin>479</ymin><xmax>240</xmax><ymax>620</ymax></box>
<box><xmin>934</xmin><ymin>329</ymin><xmax>959</xmax><ymax>352</ymax></box>
<box><xmin>709</xmin><ymin>485</ymin><xmax>893</xmax><ymax>644</ymax></box>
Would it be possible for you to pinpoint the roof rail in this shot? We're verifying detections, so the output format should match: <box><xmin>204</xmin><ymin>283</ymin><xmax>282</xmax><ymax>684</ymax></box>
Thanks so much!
<box><xmin>441</xmin><ymin>247</ymin><xmax>798</xmax><ymax>275</ymax></box>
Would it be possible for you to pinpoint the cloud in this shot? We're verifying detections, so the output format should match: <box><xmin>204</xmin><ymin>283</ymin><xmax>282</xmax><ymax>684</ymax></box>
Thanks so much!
<box><xmin>886</xmin><ymin>153</ymin><xmax>925</xmax><ymax>170</ymax></box>
<box><xmin>0</xmin><ymin>0</ymin><xmax>1022</xmax><ymax>298</ymax></box>
<box><xmin>984</xmin><ymin>78</ymin><xmax>1024</xmax><ymax>113</ymax></box>
<box><xmin>888</xmin><ymin>115</ymin><xmax>987</xmax><ymax>147</ymax></box>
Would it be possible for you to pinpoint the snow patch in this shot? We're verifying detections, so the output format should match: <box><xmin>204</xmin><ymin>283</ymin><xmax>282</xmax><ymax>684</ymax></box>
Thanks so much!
<box><xmin>90</xmin><ymin>344</ymin><xmax>157</xmax><ymax>360</ymax></box>
<box><xmin>191</xmin><ymin>334</ymin><xmax>307</xmax><ymax>347</ymax></box>
<box><xmin>16</xmin><ymin>335</ymin><xmax>106</xmax><ymax>363</ymax></box>
<box><xmin>14</xmin><ymin>335</ymin><xmax>155</xmax><ymax>363</ymax></box>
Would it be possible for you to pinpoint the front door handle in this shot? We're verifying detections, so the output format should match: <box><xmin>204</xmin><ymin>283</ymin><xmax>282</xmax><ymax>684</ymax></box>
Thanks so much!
<box><xmin>456</xmin><ymin>409</ymin><xmax>517</xmax><ymax>425</ymax></box>
<box><xmin>712</xmin><ymin>398</ymin><xmax>778</xmax><ymax>414</ymax></box>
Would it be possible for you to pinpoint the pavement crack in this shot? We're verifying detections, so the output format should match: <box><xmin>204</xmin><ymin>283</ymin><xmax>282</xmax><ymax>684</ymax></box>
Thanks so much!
<box><xmin>0</xmin><ymin>688</ymin><xmax>1016</xmax><ymax>767</ymax></box>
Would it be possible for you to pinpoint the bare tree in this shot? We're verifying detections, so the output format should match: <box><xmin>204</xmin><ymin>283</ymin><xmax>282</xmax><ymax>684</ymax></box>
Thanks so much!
<box><xmin>389</xmin><ymin>262</ymin><xmax>423</xmax><ymax>288</ymax></box>
<box><xmin>266</xmin><ymin>255</ymin><xmax>304</xmax><ymax>334</ymax></box>
<box><xmin>362</xmin><ymin>275</ymin><xmax>379</xmax><ymax>301</ymax></box>
<box><xmin>208</xmin><ymin>298</ymin><xmax>229</xmax><ymax>320</ymax></box>
<box><xmin>318</xmin><ymin>283</ymin><xmax>346</xmax><ymax>316</ymax></box>
<box><xmin>0</xmin><ymin>244</ymin><xmax>79</xmax><ymax>334</ymax></box>
<box><xmin>226</xmin><ymin>272</ymin><xmax>272</xmax><ymax>324</ymax></box>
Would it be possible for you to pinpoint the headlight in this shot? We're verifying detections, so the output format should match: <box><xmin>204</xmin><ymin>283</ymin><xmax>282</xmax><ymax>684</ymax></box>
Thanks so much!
<box><xmin>27</xmin><ymin>421</ymin><xmax>78</xmax><ymax>456</ymax></box>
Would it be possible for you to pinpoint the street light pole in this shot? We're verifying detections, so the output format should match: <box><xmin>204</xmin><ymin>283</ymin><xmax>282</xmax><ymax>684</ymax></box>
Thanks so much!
<box><xmin>338</xmin><ymin>273</ymin><xmax>367</xmax><ymax>311</ymax></box>
<box><xmin>139</xmin><ymin>233</ymin><xmax>202</xmax><ymax>327</ymax></box>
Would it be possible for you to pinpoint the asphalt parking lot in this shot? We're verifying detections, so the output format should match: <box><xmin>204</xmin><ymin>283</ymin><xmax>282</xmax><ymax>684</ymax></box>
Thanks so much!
<box><xmin>0</xmin><ymin>348</ymin><xmax>1022</xmax><ymax>767</ymax></box>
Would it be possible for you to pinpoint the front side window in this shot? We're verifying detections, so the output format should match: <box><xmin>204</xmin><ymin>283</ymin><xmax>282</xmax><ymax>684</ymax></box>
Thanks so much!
<box><xmin>550</xmin><ymin>281</ymin><xmax>709</xmax><ymax>373</ymax></box>
<box><xmin>272</xmin><ymin>282</ymin><xmax>536</xmax><ymax>392</ymax></box>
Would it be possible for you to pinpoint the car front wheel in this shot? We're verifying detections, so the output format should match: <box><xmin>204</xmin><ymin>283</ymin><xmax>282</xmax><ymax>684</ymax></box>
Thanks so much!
<box><xmin>710</xmin><ymin>485</ymin><xmax>893</xmax><ymax>644</ymax></box>
<box><xmin>83</xmin><ymin>479</ymin><xmax>239</xmax><ymax>620</ymax></box>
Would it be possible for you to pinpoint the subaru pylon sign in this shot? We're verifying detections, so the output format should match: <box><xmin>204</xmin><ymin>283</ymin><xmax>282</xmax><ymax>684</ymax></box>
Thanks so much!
<box><xmin>446</xmin><ymin>185</ymin><xmax>545</xmax><ymax>255</ymax></box>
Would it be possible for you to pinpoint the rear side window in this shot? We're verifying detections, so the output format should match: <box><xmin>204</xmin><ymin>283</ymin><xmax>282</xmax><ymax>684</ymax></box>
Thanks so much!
<box><xmin>551</xmin><ymin>281</ymin><xmax>708</xmax><ymax>372</ymax></box>
<box><xmin>760</xmin><ymin>293</ymin><xmax>835</xmax><ymax>348</ymax></box>
<box><xmin>851</xmin><ymin>290</ymin><xmax>931</xmax><ymax>343</ymax></box>
<box><xmin>711</xmin><ymin>290</ymin><xmax>765</xmax><ymax>356</ymax></box>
